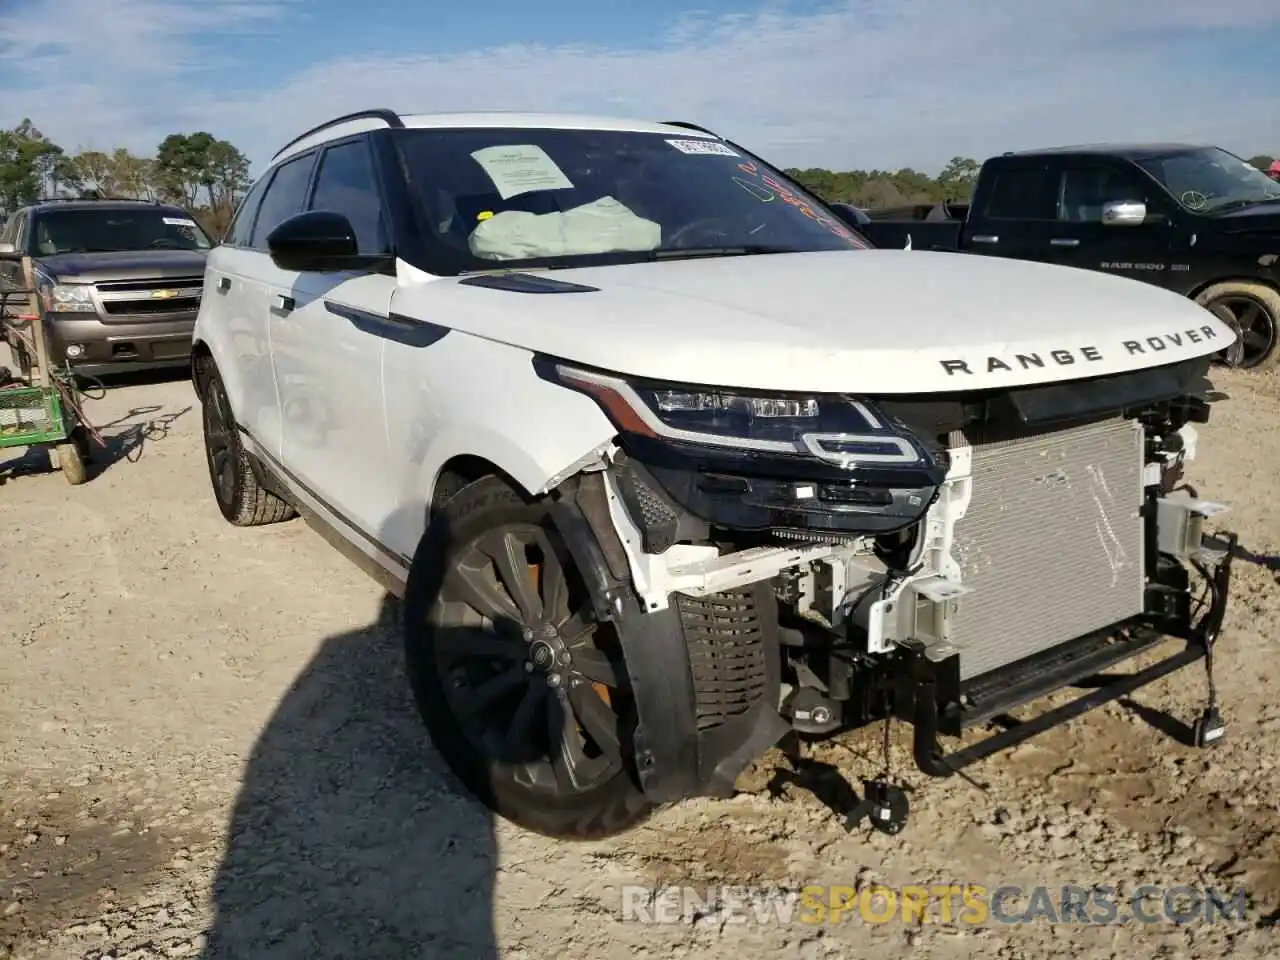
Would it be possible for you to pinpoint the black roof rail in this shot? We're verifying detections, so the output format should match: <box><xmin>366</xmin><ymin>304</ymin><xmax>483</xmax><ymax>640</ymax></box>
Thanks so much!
<box><xmin>35</xmin><ymin>195</ymin><xmax>158</xmax><ymax>204</ymax></box>
<box><xmin>660</xmin><ymin>120</ymin><xmax>721</xmax><ymax>137</ymax></box>
<box><xmin>271</xmin><ymin>108</ymin><xmax>405</xmax><ymax>162</ymax></box>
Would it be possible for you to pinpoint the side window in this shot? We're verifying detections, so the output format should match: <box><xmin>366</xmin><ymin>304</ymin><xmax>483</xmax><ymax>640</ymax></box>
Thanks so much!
<box><xmin>308</xmin><ymin>139</ymin><xmax>389</xmax><ymax>255</ymax></box>
<box><xmin>226</xmin><ymin>174</ymin><xmax>272</xmax><ymax>247</ymax></box>
<box><xmin>249</xmin><ymin>152</ymin><xmax>316</xmax><ymax>250</ymax></box>
<box><xmin>0</xmin><ymin>212</ymin><xmax>17</xmax><ymax>244</ymax></box>
<box><xmin>1057</xmin><ymin>166</ymin><xmax>1152</xmax><ymax>223</ymax></box>
<box><xmin>983</xmin><ymin>167</ymin><xmax>1055</xmax><ymax>220</ymax></box>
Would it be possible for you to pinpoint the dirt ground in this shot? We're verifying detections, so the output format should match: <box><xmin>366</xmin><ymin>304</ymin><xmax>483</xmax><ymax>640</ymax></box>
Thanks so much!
<box><xmin>1</xmin><ymin>357</ymin><xmax>1277</xmax><ymax>960</ymax></box>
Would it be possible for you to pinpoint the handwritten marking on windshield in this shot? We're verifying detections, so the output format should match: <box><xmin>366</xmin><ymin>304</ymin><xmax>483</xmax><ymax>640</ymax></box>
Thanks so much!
<box><xmin>734</xmin><ymin>161</ymin><xmax>868</xmax><ymax>248</ymax></box>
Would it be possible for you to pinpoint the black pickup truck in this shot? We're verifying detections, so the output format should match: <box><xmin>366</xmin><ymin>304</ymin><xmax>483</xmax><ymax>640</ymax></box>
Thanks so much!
<box><xmin>852</xmin><ymin>144</ymin><xmax>1280</xmax><ymax>369</ymax></box>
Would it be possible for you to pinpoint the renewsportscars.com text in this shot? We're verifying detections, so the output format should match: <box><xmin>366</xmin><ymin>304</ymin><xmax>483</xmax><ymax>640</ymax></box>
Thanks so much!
<box><xmin>620</xmin><ymin>884</ymin><xmax>1250</xmax><ymax>926</ymax></box>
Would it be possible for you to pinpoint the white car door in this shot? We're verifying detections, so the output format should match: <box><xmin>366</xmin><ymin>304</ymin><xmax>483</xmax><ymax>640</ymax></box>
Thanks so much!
<box><xmin>220</xmin><ymin>150</ymin><xmax>320</xmax><ymax>462</ymax></box>
<box><xmin>265</xmin><ymin>136</ymin><xmax>397</xmax><ymax>543</ymax></box>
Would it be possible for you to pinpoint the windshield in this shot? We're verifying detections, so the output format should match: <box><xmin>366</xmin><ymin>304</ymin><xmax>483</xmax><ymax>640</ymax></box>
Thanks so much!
<box><xmin>1138</xmin><ymin>147</ymin><xmax>1280</xmax><ymax>214</ymax></box>
<box><xmin>393</xmin><ymin>127</ymin><xmax>869</xmax><ymax>272</ymax></box>
<box><xmin>31</xmin><ymin>207</ymin><xmax>212</xmax><ymax>255</ymax></box>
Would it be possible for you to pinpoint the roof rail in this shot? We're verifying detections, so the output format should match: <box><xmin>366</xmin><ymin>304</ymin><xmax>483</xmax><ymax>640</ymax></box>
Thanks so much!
<box><xmin>661</xmin><ymin>120</ymin><xmax>721</xmax><ymax>137</ymax></box>
<box><xmin>271</xmin><ymin>108</ymin><xmax>405</xmax><ymax>162</ymax></box>
<box><xmin>36</xmin><ymin>195</ymin><xmax>156</xmax><ymax>204</ymax></box>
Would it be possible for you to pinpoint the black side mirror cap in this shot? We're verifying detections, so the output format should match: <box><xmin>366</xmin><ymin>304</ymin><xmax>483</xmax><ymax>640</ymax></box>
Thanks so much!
<box><xmin>266</xmin><ymin>210</ymin><xmax>389</xmax><ymax>273</ymax></box>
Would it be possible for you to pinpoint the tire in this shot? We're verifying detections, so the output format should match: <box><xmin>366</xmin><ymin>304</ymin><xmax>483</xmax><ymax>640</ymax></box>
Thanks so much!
<box><xmin>56</xmin><ymin>441</ymin><xmax>86</xmax><ymax>485</ymax></box>
<box><xmin>403</xmin><ymin>476</ymin><xmax>656</xmax><ymax>840</ymax></box>
<box><xmin>1195</xmin><ymin>281</ymin><xmax>1280</xmax><ymax>371</ymax></box>
<box><xmin>199</xmin><ymin>365</ymin><xmax>296</xmax><ymax>526</ymax></box>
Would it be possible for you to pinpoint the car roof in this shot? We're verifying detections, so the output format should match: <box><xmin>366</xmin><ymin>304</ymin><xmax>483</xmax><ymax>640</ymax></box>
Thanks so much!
<box><xmin>270</xmin><ymin>108</ymin><xmax>723</xmax><ymax>166</ymax></box>
<box><xmin>1002</xmin><ymin>143</ymin><xmax>1211</xmax><ymax>162</ymax></box>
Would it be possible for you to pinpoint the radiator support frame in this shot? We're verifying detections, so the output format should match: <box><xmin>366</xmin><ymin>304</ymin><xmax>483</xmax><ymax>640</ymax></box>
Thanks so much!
<box><xmin>896</xmin><ymin>529</ymin><xmax>1236</xmax><ymax>777</ymax></box>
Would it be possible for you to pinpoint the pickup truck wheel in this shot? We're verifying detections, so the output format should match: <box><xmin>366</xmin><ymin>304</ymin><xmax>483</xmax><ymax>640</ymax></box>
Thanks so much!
<box><xmin>404</xmin><ymin>477</ymin><xmax>654</xmax><ymax>840</ymax></box>
<box><xmin>200</xmin><ymin>368</ymin><xmax>296</xmax><ymax>526</ymax></box>
<box><xmin>1196</xmin><ymin>282</ymin><xmax>1280</xmax><ymax>370</ymax></box>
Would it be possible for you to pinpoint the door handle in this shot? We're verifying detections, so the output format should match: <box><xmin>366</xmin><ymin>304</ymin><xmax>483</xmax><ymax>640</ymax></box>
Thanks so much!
<box><xmin>273</xmin><ymin>294</ymin><xmax>295</xmax><ymax>313</ymax></box>
<box><xmin>216</xmin><ymin>276</ymin><xmax>231</xmax><ymax>293</ymax></box>
<box><xmin>1050</xmin><ymin>238</ymin><xmax>1080</xmax><ymax>248</ymax></box>
<box><xmin>970</xmin><ymin>234</ymin><xmax>999</xmax><ymax>244</ymax></box>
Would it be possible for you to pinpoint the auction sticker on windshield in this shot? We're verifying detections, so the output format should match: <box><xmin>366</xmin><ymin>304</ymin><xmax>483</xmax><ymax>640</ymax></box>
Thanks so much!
<box><xmin>667</xmin><ymin>138</ymin><xmax>740</xmax><ymax>157</ymax></box>
<box><xmin>470</xmin><ymin>144</ymin><xmax>575</xmax><ymax>200</ymax></box>
<box><xmin>163</xmin><ymin>217</ymin><xmax>198</xmax><ymax>228</ymax></box>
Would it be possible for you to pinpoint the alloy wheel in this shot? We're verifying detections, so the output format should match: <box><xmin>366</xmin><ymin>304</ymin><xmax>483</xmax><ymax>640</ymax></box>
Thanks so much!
<box><xmin>434</xmin><ymin>522</ymin><xmax>630</xmax><ymax>797</ymax></box>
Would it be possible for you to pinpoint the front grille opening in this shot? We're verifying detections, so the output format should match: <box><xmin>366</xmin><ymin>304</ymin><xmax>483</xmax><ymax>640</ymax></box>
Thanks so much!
<box><xmin>102</xmin><ymin>297</ymin><xmax>200</xmax><ymax>315</ymax></box>
<box><xmin>677</xmin><ymin>588</ymin><xmax>769</xmax><ymax>730</ymax></box>
<box><xmin>95</xmin><ymin>276</ymin><xmax>203</xmax><ymax>293</ymax></box>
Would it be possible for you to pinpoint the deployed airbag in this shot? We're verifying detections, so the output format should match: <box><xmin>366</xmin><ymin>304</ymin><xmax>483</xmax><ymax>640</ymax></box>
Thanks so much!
<box><xmin>468</xmin><ymin>196</ymin><xmax>661</xmax><ymax>261</ymax></box>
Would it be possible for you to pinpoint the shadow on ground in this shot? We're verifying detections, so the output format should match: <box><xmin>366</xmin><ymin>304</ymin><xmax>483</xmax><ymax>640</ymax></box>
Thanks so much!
<box><xmin>199</xmin><ymin>595</ymin><xmax>498</xmax><ymax>960</ymax></box>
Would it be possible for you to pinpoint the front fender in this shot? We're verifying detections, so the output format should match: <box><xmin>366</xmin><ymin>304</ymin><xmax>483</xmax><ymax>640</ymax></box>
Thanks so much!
<box><xmin>381</xmin><ymin>330</ymin><xmax>618</xmax><ymax>561</ymax></box>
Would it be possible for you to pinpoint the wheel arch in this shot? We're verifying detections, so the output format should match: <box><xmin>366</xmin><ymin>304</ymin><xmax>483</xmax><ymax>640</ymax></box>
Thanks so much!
<box><xmin>1189</xmin><ymin>275</ymin><xmax>1280</xmax><ymax>302</ymax></box>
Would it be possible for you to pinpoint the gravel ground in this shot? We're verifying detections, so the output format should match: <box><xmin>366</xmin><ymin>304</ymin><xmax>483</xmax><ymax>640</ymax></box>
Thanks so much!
<box><xmin>1</xmin><ymin>358</ymin><xmax>1277</xmax><ymax>960</ymax></box>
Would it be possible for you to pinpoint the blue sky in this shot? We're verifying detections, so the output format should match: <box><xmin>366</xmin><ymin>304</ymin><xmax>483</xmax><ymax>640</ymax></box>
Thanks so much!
<box><xmin>0</xmin><ymin>0</ymin><xmax>1277</xmax><ymax>176</ymax></box>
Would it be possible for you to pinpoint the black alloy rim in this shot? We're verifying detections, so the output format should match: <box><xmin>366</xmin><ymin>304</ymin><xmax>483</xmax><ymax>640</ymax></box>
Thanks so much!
<box><xmin>434</xmin><ymin>521</ymin><xmax>630</xmax><ymax>796</ymax></box>
<box><xmin>1212</xmin><ymin>295</ymin><xmax>1277</xmax><ymax>369</ymax></box>
<box><xmin>203</xmin><ymin>378</ymin><xmax>237</xmax><ymax>505</ymax></box>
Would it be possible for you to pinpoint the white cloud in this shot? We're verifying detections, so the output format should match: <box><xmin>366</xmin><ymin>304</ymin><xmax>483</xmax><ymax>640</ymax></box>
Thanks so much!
<box><xmin>1</xmin><ymin>0</ymin><xmax>1277</xmax><ymax>174</ymax></box>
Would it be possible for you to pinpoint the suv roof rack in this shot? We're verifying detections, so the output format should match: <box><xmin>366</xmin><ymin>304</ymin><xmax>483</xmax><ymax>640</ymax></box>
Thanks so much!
<box><xmin>271</xmin><ymin>108</ymin><xmax>405</xmax><ymax>162</ymax></box>
<box><xmin>35</xmin><ymin>195</ymin><xmax>157</xmax><ymax>204</ymax></box>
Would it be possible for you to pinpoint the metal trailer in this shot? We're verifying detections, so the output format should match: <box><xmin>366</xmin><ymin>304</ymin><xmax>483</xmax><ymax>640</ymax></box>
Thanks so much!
<box><xmin>0</xmin><ymin>255</ymin><xmax>99</xmax><ymax>484</ymax></box>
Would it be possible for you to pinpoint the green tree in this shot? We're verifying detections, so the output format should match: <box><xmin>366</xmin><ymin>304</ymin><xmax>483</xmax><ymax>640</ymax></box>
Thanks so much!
<box><xmin>0</xmin><ymin>119</ymin><xmax>65</xmax><ymax>209</ymax></box>
<box><xmin>937</xmin><ymin>156</ymin><xmax>980</xmax><ymax>199</ymax></box>
<box><xmin>1248</xmin><ymin>155</ymin><xmax>1275</xmax><ymax>170</ymax></box>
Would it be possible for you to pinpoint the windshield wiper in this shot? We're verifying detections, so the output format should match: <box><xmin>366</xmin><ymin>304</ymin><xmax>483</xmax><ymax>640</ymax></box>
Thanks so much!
<box><xmin>1209</xmin><ymin>197</ymin><xmax>1280</xmax><ymax>214</ymax></box>
<box><xmin>647</xmin><ymin>245</ymin><xmax>798</xmax><ymax>260</ymax></box>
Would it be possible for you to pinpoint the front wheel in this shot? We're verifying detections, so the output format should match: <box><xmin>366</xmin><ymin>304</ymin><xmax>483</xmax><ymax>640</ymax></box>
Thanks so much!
<box><xmin>403</xmin><ymin>476</ymin><xmax>655</xmax><ymax>840</ymax></box>
<box><xmin>1196</xmin><ymin>281</ymin><xmax>1280</xmax><ymax>371</ymax></box>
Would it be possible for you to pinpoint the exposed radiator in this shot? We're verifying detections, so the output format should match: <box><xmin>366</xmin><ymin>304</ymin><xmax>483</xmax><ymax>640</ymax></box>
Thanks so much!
<box><xmin>947</xmin><ymin>416</ymin><xmax>1146</xmax><ymax>681</ymax></box>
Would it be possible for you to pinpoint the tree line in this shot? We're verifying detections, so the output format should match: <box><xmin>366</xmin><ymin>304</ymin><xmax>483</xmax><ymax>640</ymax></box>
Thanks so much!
<box><xmin>0</xmin><ymin>118</ymin><xmax>251</xmax><ymax>237</ymax></box>
<box><xmin>1</xmin><ymin>117</ymin><xmax>1274</xmax><ymax>234</ymax></box>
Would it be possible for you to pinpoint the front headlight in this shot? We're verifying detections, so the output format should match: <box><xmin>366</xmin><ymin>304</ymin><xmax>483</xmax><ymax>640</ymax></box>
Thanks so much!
<box><xmin>39</xmin><ymin>282</ymin><xmax>95</xmax><ymax>313</ymax></box>
<box><xmin>539</xmin><ymin>360</ymin><xmax>934</xmax><ymax>470</ymax></box>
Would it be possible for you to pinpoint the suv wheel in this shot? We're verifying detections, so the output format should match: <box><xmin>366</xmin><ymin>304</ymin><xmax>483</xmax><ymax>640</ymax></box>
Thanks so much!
<box><xmin>200</xmin><ymin>366</ymin><xmax>296</xmax><ymax>526</ymax></box>
<box><xmin>404</xmin><ymin>476</ymin><xmax>655</xmax><ymax>840</ymax></box>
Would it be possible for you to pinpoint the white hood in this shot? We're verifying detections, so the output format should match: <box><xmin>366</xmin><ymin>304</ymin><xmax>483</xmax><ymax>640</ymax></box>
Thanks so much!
<box><xmin>393</xmin><ymin>249</ymin><xmax>1235</xmax><ymax>394</ymax></box>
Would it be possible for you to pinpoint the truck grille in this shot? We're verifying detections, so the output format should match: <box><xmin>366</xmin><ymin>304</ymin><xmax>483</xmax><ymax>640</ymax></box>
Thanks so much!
<box><xmin>94</xmin><ymin>276</ymin><xmax>203</xmax><ymax>321</ymax></box>
<box><xmin>947</xmin><ymin>416</ymin><xmax>1146</xmax><ymax>681</ymax></box>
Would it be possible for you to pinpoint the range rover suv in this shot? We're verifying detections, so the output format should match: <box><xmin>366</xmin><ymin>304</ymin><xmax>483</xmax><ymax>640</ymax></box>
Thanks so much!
<box><xmin>0</xmin><ymin>198</ymin><xmax>211</xmax><ymax>377</ymax></box>
<box><xmin>191</xmin><ymin>109</ymin><xmax>1239</xmax><ymax>841</ymax></box>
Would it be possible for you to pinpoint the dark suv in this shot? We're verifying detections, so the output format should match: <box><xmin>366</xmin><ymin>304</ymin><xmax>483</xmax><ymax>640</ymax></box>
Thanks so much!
<box><xmin>0</xmin><ymin>199</ymin><xmax>212</xmax><ymax>376</ymax></box>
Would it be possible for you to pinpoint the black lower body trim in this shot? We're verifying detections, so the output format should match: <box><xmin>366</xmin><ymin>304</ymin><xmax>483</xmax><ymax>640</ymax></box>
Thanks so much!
<box><xmin>906</xmin><ymin>532</ymin><xmax>1237</xmax><ymax>777</ymax></box>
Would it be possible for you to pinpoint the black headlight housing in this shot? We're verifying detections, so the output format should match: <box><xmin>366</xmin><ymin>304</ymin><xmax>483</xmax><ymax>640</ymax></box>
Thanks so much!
<box><xmin>535</xmin><ymin>358</ymin><xmax>948</xmax><ymax>539</ymax></box>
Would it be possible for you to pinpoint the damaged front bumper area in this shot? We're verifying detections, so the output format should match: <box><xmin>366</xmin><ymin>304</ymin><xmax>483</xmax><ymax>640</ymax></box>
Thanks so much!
<box><xmin>541</xmin><ymin>355</ymin><xmax>1238</xmax><ymax>807</ymax></box>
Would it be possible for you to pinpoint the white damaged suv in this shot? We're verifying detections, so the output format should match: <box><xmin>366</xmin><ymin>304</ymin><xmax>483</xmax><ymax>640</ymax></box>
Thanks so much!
<box><xmin>192</xmin><ymin>110</ymin><xmax>1240</xmax><ymax>839</ymax></box>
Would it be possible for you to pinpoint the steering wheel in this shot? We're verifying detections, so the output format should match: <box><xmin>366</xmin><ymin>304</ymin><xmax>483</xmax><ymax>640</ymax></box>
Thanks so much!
<box><xmin>1180</xmin><ymin>190</ymin><xmax>1210</xmax><ymax>211</ymax></box>
<box><xmin>665</xmin><ymin>217</ymin><xmax>738</xmax><ymax>249</ymax></box>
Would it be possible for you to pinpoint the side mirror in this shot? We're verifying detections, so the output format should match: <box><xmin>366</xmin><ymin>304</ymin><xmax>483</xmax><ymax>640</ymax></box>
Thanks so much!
<box><xmin>266</xmin><ymin>210</ymin><xmax>378</xmax><ymax>272</ymax></box>
<box><xmin>1101</xmin><ymin>200</ymin><xmax>1147</xmax><ymax>226</ymax></box>
<box><xmin>0</xmin><ymin>241</ymin><xmax>18</xmax><ymax>260</ymax></box>
<box><xmin>829</xmin><ymin>202</ymin><xmax>870</xmax><ymax>228</ymax></box>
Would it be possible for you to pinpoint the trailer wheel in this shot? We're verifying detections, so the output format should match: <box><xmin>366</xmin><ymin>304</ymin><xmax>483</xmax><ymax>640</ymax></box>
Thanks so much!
<box><xmin>1196</xmin><ymin>282</ymin><xmax>1280</xmax><ymax>370</ymax></box>
<box><xmin>403</xmin><ymin>476</ymin><xmax>655</xmax><ymax>840</ymax></box>
<box><xmin>56</xmin><ymin>441</ymin><xmax>86</xmax><ymax>485</ymax></box>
